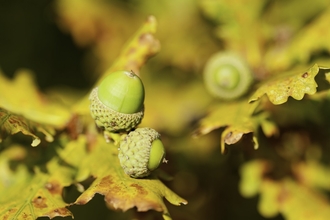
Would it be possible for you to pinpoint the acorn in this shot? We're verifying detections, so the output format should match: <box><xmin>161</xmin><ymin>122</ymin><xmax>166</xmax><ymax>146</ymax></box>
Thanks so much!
<box><xmin>203</xmin><ymin>52</ymin><xmax>253</xmax><ymax>100</ymax></box>
<box><xmin>118</xmin><ymin>127</ymin><xmax>167</xmax><ymax>178</ymax></box>
<box><xmin>89</xmin><ymin>70</ymin><xmax>145</xmax><ymax>133</ymax></box>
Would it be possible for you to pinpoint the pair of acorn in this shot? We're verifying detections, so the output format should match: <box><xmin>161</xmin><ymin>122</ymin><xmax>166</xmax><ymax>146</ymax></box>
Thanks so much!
<box><xmin>89</xmin><ymin>70</ymin><xmax>167</xmax><ymax>178</ymax></box>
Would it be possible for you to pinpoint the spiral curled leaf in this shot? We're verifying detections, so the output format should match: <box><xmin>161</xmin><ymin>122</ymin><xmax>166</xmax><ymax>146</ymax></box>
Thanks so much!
<box><xmin>203</xmin><ymin>52</ymin><xmax>253</xmax><ymax>100</ymax></box>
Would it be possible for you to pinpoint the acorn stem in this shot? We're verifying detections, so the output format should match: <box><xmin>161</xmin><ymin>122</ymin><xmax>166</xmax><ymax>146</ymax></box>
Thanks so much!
<box><xmin>104</xmin><ymin>131</ymin><xmax>123</xmax><ymax>145</ymax></box>
<box><xmin>127</xmin><ymin>70</ymin><xmax>136</xmax><ymax>78</ymax></box>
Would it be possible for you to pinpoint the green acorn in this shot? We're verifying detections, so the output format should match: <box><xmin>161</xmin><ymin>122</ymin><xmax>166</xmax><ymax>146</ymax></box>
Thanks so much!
<box><xmin>118</xmin><ymin>127</ymin><xmax>167</xmax><ymax>178</ymax></box>
<box><xmin>89</xmin><ymin>70</ymin><xmax>145</xmax><ymax>132</ymax></box>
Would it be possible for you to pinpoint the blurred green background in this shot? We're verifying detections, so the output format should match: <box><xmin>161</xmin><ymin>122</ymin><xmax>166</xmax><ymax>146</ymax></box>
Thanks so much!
<box><xmin>3</xmin><ymin>0</ymin><xmax>330</xmax><ymax>219</ymax></box>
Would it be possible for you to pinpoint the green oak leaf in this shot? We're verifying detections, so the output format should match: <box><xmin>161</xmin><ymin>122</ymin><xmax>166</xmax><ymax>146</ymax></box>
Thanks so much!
<box><xmin>0</xmin><ymin>144</ymin><xmax>74</xmax><ymax>219</ymax></box>
<box><xmin>249</xmin><ymin>64</ymin><xmax>320</xmax><ymax>105</ymax></box>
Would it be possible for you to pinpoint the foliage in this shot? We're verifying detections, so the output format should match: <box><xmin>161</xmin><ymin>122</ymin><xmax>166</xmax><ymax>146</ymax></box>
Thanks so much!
<box><xmin>1</xmin><ymin>0</ymin><xmax>330</xmax><ymax>220</ymax></box>
<box><xmin>0</xmin><ymin>15</ymin><xmax>186</xmax><ymax>220</ymax></box>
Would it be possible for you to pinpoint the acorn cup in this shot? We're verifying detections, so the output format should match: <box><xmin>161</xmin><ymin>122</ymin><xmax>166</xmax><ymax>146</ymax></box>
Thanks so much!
<box><xmin>118</xmin><ymin>127</ymin><xmax>167</xmax><ymax>178</ymax></box>
<box><xmin>203</xmin><ymin>52</ymin><xmax>254</xmax><ymax>100</ymax></box>
<box><xmin>89</xmin><ymin>70</ymin><xmax>145</xmax><ymax>133</ymax></box>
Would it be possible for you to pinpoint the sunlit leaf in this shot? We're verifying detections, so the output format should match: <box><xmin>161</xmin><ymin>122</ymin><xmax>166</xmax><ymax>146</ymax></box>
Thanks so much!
<box><xmin>0</xmin><ymin>108</ymin><xmax>55</xmax><ymax>146</ymax></box>
<box><xmin>0</xmin><ymin>144</ymin><xmax>74</xmax><ymax>219</ymax></box>
<box><xmin>0</xmin><ymin>70</ymin><xmax>71</xmax><ymax>128</ymax></box>
<box><xmin>60</xmin><ymin>134</ymin><xmax>187</xmax><ymax>220</ymax></box>
<box><xmin>193</xmin><ymin>99</ymin><xmax>276</xmax><ymax>153</ymax></box>
<box><xmin>249</xmin><ymin>64</ymin><xmax>319</xmax><ymax>105</ymax></box>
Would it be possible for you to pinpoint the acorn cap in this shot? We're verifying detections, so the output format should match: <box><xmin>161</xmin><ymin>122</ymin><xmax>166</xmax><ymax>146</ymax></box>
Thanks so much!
<box><xmin>118</xmin><ymin>127</ymin><xmax>166</xmax><ymax>178</ymax></box>
<box><xmin>89</xmin><ymin>87</ymin><xmax>144</xmax><ymax>132</ymax></box>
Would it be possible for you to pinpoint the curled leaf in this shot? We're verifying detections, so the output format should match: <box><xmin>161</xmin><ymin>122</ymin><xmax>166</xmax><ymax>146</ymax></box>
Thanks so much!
<box><xmin>193</xmin><ymin>100</ymin><xmax>276</xmax><ymax>153</ymax></box>
<box><xmin>0</xmin><ymin>108</ymin><xmax>55</xmax><ymax>146</ymax></box>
